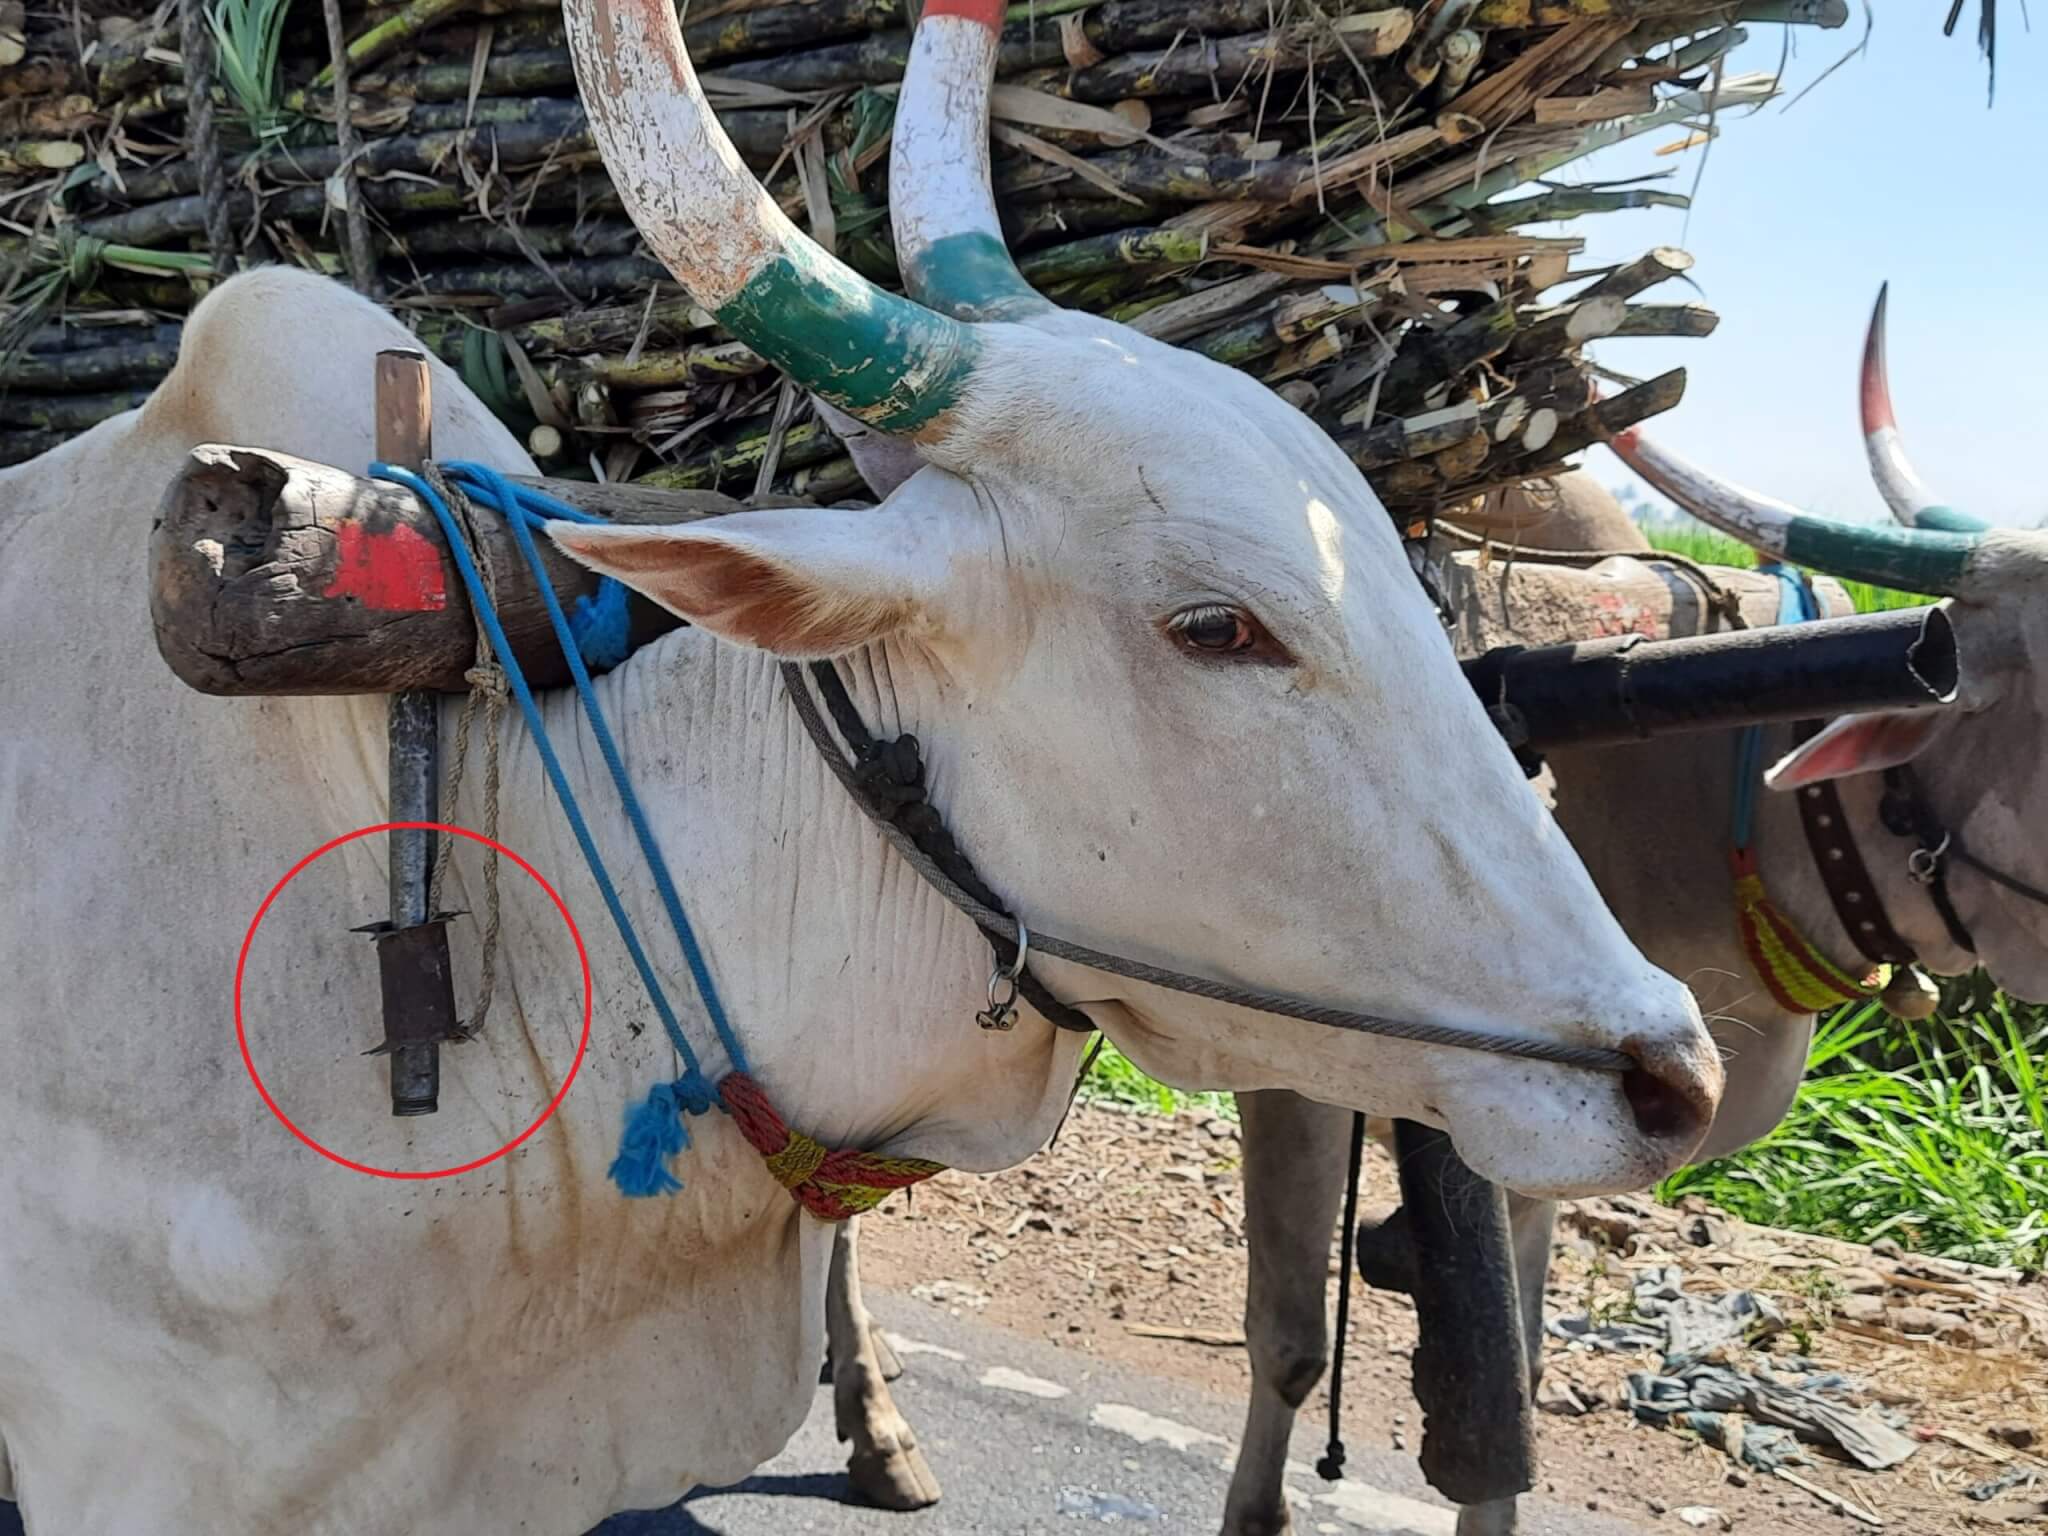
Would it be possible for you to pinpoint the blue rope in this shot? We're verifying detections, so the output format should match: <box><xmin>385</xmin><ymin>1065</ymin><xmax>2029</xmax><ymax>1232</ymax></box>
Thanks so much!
<box><xmin>1730</xmin><ymin>564</ymin><xmax>1823</xmax><ymax>852</ymax></box>
<box><xmin>368</xmin><ymin>460</ymin><xmax>748</xmax><ymax>1196</ymax></box>
<box><xmin>571</xmin><ymin>580</ymin><xmax>634</xmax><ymax>672</ymax></box>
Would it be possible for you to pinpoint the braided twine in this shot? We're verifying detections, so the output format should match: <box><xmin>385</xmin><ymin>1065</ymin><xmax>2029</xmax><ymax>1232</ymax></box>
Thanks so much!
<box><xmin>425</xmin><ymin>466</ymin><xmax>506</xmax><ymax>1038</ymax></box>
<box><xmin>721</xmin><ymin>1074</ymin><xmax>944</xmax><ymax>1220</ymax></box>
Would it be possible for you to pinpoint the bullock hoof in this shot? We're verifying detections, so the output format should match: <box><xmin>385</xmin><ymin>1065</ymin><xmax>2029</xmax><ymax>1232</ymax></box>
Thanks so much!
<box><xmin>849</xmin><ymin>1430</ymin><xmax>942</xmax><ymax>1511</ymax></box>
<box><xmin>872</xmin><ymin>1323</ymin><xmax>905</xmax><ymax>1382</ymax></box>
<box><xmin>1456</xmin><ymin>1497</ymin><xmax>1519</xmax><ymax>1536</ymax></box>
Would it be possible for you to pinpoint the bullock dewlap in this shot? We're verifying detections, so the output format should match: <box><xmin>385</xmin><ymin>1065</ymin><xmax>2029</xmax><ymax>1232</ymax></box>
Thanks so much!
<box><xmin>0</xmin><ymin>9</ymin><xmax>1721</xmax><ymax>1536</ymax></box>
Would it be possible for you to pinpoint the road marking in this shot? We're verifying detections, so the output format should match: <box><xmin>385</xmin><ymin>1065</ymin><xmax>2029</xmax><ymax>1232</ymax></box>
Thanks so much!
<box><xmin>1311</xmin><ymin>1478</ymin><xmax>1456</xmax><ymax>1534</ymax></box>
<box><xmin>980</xmin><ymin>1365</ymin><xmax>1069</xmax><ymax>1399</ymax></box>
<box><xmin>1090</xmin><ymin>1402</ymin><xmax>1231</xmax><ymax>1454</ymax></box>
<box><xmin>880</xmin><ymin>1330</ymin><xmax>965</xmax><ymax>1362</ymax></box>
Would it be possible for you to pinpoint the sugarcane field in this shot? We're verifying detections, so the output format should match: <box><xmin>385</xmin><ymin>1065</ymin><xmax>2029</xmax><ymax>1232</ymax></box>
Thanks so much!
<box><xmin>5</xmin><ymin>0</ymin><xmax>2048</xmax><ymax>1531</ymax></box>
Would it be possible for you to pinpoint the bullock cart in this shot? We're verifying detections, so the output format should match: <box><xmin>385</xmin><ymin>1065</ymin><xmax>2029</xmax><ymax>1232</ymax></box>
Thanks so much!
<box><xmin>2</xmin><ymin>0</ymin><xmax>2015</xmax><ymax>1528</ymax></box>
<box><xmin>147</xmin><ymin>397</ymin><xmax>1962</xmax><ymax>1141</ymax></box>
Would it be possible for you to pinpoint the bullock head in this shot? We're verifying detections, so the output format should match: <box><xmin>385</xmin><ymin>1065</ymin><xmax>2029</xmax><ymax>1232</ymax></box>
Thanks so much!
<box><xmin>1613</xmin><ymin>299</ymin><xmax>2048</xmax><ymax>1000</ymax></box>
<box><xmin>549</xmin><ymin>0</ymin><xmax>1720</xmax><ymax>1195</ymax></box>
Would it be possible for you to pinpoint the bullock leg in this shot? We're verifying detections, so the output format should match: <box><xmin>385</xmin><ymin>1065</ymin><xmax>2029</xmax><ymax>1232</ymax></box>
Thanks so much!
<box><xmin>1220</xmin><ymin>1090</ymin><xmax>1355</xmax><ymax>1536</ymax></box>
<box><xmin>1506</xmin><ymin>1193</ymin><xmax>1556</xmax><ymax>1391</ymax></box>
<box><xmin>871</xmin><ymin>1320</ymin><xmax>905</xmax><ymax>1382</ymax></box>
<box><xmin>827</xmin><ymin>1216</ymin><xmax>941</xmax><ymax>1510</ymax></box>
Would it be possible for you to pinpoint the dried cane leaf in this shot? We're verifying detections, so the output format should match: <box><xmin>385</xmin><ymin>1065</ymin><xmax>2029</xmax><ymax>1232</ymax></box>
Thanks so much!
<box><xmin>989</xmin><ymin>83</ymin><xmax>1175</xmax><ymax>152</ymax></box>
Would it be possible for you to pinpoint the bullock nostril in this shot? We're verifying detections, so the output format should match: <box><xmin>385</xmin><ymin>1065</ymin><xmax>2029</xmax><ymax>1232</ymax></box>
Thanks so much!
<box><xmin>1622</xmin><ymin>1064</ymin><xmax>1702</xmax><ymax>1142</ymax></box>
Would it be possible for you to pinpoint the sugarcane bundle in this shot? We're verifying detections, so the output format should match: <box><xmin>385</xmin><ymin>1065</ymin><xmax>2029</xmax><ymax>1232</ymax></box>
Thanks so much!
<box><xmin>0</xmin><ymin>0</ymin><xmax>1896</xmax><ymax>509</ymax></box>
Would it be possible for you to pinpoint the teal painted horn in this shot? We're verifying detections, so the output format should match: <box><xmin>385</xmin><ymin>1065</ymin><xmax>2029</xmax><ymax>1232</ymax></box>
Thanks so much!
<box><xmin>889</xmin><ymin>0</ymin><xmax>1053</xmax><ymax>321</ymax></box>
<box><xmin>563</xmin><ymin>0</ymin><xmax>980</xmax><ymax>435</ymax></box>
<box><xmin>1861</xmin><ymin>284</ymin><xmax>1990</xmax><ymax>535</ymax></box>
<box><xmin>1610</xmin><ymin>428</ymin><xmax>1981</xmax><ymax>598</ymax></box>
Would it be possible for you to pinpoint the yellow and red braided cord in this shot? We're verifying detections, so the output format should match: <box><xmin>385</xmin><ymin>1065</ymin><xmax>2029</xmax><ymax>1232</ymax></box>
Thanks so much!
<box><xmin>720</xmin><ymin>1073</ymin><xmax>946</xmax><ymax>1221</ymax></box>
<box><xmin>1731</xmin><ymin>849</ymin><xmax>1886</xmax><ymax>1014</ymax></box>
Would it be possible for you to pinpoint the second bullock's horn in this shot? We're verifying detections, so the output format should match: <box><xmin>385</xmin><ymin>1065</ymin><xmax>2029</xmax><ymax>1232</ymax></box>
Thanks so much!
<box><xmin>564</xmin><ymin>0</ymin><xmax>979</xmax><ymax>437</ymax></box>
<box><xmin>1610</xmin><ymin>428</ymin><xmax>1981</xmax><ymax>598</ymax></box>
<box><xmin>1860</xmin><ymin>283</ymin><xmax>1989</xmax><ymax>535</ymax></box>
<box><xmin>890</xmin><ymin>0</ymin><xmax>1051</xmax><ymax>320</ymax></box>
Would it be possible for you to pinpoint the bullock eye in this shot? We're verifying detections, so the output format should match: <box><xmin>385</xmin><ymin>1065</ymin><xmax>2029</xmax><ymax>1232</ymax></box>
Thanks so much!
<box><xmin>1164</xmin><ymin>604</ymin><xmax>1291</xmax><ymax>665</ymax></box>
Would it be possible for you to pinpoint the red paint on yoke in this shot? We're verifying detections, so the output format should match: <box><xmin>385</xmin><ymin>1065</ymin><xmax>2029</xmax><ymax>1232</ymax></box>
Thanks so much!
<box><xmin>921</xmin><ymin>0</ymin><xmax>1005</xmax><ymax>27</ymax></box>
<box><xmin>323</xmin><ymin>521</ymin><xmax>448</xmax><ymax>612</ymax></box>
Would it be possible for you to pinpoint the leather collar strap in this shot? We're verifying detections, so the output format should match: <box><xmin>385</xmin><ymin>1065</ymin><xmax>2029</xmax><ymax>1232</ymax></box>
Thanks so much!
<box><xmin>1793</xmin><ymin>736</ymin><xmax>1918</xmax><ymax>968</ymax></box>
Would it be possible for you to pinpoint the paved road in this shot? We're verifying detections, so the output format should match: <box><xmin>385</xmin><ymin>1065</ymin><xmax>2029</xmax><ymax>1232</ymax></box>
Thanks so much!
<box><xmin>3</xmin><ymin>1292</ymin><xmax>1653</xmax><ymax>1535</ymax></box>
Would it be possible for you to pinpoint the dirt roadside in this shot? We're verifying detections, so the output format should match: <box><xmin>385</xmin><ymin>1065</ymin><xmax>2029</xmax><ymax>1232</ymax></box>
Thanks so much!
<box><xmin>858</xmin><ymin>1102</ymin><xmax>2048</xmax><ymax>1534</ymax></box>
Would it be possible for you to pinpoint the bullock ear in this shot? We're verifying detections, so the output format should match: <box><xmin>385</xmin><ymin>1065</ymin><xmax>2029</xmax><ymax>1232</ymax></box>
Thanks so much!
<box><xmin>546</xmin><ymin>502</ymin><xmax>956</xmax><ymax>659</ymax></box>
<box><xmin>1763</xmin><ymin>710</ymin><xmax>1952</xmax><ymax>791</ymax></box>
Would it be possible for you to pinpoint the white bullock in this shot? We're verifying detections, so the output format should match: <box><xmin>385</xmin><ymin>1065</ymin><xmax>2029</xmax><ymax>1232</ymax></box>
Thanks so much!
<box><xmin>817</xmin><ymin>88</ymin><xmax>2048</xmax><ymax>1515</ymax></box>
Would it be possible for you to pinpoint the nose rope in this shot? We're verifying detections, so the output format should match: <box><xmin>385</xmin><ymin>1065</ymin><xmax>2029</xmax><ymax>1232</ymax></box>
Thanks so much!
<box><xmin>780</xmin><ymin>662</ymin><xmax>1636</xmax><ymax>1077</ymax></box>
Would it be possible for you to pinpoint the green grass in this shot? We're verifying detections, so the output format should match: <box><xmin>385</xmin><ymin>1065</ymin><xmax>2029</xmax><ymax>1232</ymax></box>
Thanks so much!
<box><xmin>1659</xmin><ymin>1000</ymin><xmax>2048</xmax><ymax>1271</ymax></box>
<box><xmin>1080</xmin><ymin>1041</ymin><xmax>1234</xmax><ymax>1118</ymax></box>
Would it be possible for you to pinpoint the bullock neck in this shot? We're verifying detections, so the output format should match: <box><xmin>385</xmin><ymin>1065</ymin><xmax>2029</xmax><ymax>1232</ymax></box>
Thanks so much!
<box><xmin>510</xmin><ymin>629</ymin><xmax>1090</xmax><ymax>1175</ymax></box>
<box><xmin>1751</xmin><ymin>733</ymin><xmax>1958</xmax><ymax>983</ymax></box>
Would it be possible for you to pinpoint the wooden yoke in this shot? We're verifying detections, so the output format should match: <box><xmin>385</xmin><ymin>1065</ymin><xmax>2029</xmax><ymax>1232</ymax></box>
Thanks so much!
<box><xmin>149</xmin><ymin>445</ymin><xmax>796</xmax><ymax>696</ymax></box>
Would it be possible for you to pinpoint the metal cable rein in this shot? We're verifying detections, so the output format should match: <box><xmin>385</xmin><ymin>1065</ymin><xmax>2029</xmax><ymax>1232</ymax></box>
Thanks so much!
<box><xmin>779</xmin><ymin>662</ymin><xmax>1636</xmax><ymax>1076</ymax></box>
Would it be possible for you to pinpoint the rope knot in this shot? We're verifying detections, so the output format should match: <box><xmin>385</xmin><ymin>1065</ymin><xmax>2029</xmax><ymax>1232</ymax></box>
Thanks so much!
<box><xmin>765</xmin><ymin>1130</ymin><xmax>831</xmax><ymax>1191</ymax></box>
<box><xmin>59</xmin><ymin>231</ymin><xmax>106</xmax><ymax>288</ymax></box>
<box><xmin>670</xmin><ymin>1068</ymin><xmax>719</xmax><ymax>1118</ymax></box>
<box><xmin>463</xmin><ymin>663</ymin><xmax>510</xmax><ymax>699</ymax></box>
<box><xmin>853</xmin><ymin>733</ymin><xmax>927</xmax><ymax>812</ymax></box>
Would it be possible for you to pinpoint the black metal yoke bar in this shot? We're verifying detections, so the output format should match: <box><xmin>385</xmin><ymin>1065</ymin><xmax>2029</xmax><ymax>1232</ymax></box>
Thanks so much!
<box><xmin>1464</xmin><ymin>604</ymin><xmax>1956</xmax><ymax>753</ymax></box>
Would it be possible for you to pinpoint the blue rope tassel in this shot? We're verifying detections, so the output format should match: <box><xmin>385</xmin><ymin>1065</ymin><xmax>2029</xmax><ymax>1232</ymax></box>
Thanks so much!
<box><xmin>369</xmin><ymin>461</ymin><xmax>744</xmax><ymax>1196</ymax></box>
<box><xmin>612</xmin><ymin>1077</ymin><xmax>718</xmax><ymax>1197</ymax></box>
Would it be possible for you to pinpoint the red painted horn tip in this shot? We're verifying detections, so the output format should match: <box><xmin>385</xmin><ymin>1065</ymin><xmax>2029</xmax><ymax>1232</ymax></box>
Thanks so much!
<box><xmin>922</xmin><ymin>0</ymin><xmax>1006</xmax><ymax>27</ymax></box>
<box><xmin>1859</xmin><ymin>283</ymin><xmax>1896</xmax><ymax>433</ymax></box>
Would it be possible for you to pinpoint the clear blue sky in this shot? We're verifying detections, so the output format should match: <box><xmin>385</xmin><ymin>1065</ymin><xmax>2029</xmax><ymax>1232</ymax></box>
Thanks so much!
<box><xmin>1537</xmin><ymin>10</ymin><xmax>2043</xmax><ymax>529</ymax></box>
